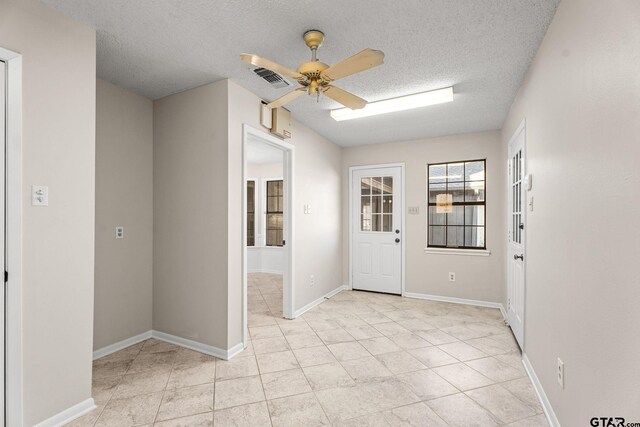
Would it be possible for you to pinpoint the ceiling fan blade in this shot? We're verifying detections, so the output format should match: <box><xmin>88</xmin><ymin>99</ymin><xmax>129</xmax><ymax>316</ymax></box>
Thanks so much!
<box><xmin>320</xmin><ymin>48</ymin><xmax>384</xmax><ymax>82</ymax></box>
<box><xmin>240</xmin><ymin>54</ymin><xmax>304</xmax><ymax>80</ymax></box>
<box><xmin>323</xmin><ymin>85</ymin><xmax>367</xmax><ymax>110</ymax></box>
<box><xmin>266</xmin><ymin>88</ymin><xmax>306</xmax><ymax>109</ymax></box>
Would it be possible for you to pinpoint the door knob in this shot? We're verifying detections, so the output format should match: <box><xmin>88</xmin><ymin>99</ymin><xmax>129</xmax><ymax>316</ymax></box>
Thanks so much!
<box><xmin>514</xmin><ymin>254</ymin><xmax>524</xmax><ymax>260</ymax></box>
<box><xmin>395</xmin><ymin>229</ymin><xmax>400</xmax><ymax>234</ymax></box>
<box><xmin>395</xmin><ymin>238</ymin><xmax>400</xmax><ymax>243</ymax></box>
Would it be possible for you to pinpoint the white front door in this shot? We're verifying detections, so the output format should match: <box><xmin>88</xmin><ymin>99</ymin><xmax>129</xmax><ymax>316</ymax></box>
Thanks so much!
<box><xmin>351</xmin><ymin>166</ymin><xmax>403</xmax><ymax>294</ymax></box>
<box><xmin>0</xmin><ymin>60</ymin><xmax>6</xmax><ymax>424</ymax></box>
<box><xmin>507</xmin><ymin>125</ymin><xmax>526</xmax><ymax>348</ymax></box>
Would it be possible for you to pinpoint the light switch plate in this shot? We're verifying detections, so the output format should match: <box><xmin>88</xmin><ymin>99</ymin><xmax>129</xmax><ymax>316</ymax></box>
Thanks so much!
<box><xmin>32</xmin><ymin>185</ymin><xmax>49</xmax><ymax>206</ymax></box>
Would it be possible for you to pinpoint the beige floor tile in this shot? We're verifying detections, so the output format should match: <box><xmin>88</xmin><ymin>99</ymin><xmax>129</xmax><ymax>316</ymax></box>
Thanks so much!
<box><xmin>427</xmin><ymin>393</ymin><xmax>500</xmax><ymax>427</ymax></box>
<box><xmin>341</xmin><ymin>356</ymin><xmax>394</xmax><ymax>382</ymax></box>
<box><xmin>316</xmin><ymin>328</ymin><xmax>355</xmax><ymax>344</ymax></box>
<box><xmin>315</xmin><ymin>385</ymin><xmax>380</xmax><ymax>423</ymax></box>
<box><xmin>216</xmin><ymin>355</ymin><xmax>259</xmax><ymax>381</ymax></box>
<box><xmin>154</xmin><ymin>412</ymin><xmax>213</xmax><ymax>427</ymax></box>
<box><xmin>358</xmin><ymin>312</ymin><xmax>393</xmax><ymax>325</ymax></box>
<box><xmin>303</xmin><ymin>362</ymin><xmax>355</xmax><ymax>390</ymax></box>
<box><xmin>284</xmin><ymin>332</ymin><xmax>324</xmax><ymax>350</ymax></box>
<box><xmin>375</xmin><ymin>351</ymin><xmax>426</xmax><ymax>374</ymax></box>
<box><xmin>441</xmin><ymin>324</ymin><xmax>490</xmax><ymax>340</ymax></box>
<box><xmin>383</xmin><ymin>402</ymin><xmax>448</xmax><ymax>426</ymax></box>
<box><xmin>345</xmin><ymin>325</ymin><xmax>384</xmax><ymax>340</ymax></box>
<box><xmin>261</xmin><ymin>368</ymin><xmax>311</xmax><ymax>399</ymax></box>
<box><xmin>466</xmin><ymin>384</ymin><xmax>537</xmax><ymax>423</ymax></box>
<box><xmin>92</xmin><ymin>357</ymin><xmax>135</xmax><ymax>379</ymax></box>
<box><xmin>408</xmin><ymin>346</ymin><xmax>459</xmax><ymax>367</ymax></box>
<box><xmin>358</xmin><ymin>378</ymin><xmax>421</xmax><ymax>411</ymax></box>
<box><xmin>94</xmin><ymin>392</ymin><xmax>163</xmax><ymax>427</ymax></box>
<box><xmin>214</xmin><ymin>375</ymin><xmax>265</xmax><ymax>410</ymax></box>
<box><xmin>358</xmin><ymin>336</ymin><xmax>402</xmax><ymax>355</ymax></box>
<box><xmin>334</xmin><ymin>412</ymin><xmax>390</xmax><ymax>426</ymax></box>
<box><xmin>432</xmin><ymin>363</ymin><xmax>494</xmax><ymax>391</ymax></box>
<box><xmin>112</xmin><ymin>369</ymin><xmax>171</xmax><ymax>399</ymax></box>
<box><xmin>156</xmin><ymin>383</ymin><xmax>215</xmax><ymax>421</ymax></box>
<box><xmin>66</xmin><ymin>402</ymin><xmax>106</xmax><ymax>427</ymax></box>
<box><xmin>252</xmin><ymin>336</ymin><xmax>291</xmax><ymax>355</ymax></box>
<box><xmin>373</xmin><ymin>322</ymin><xmax>411</xmax><ymax>337</ymax></box>
<box><xmin>465</xmin><ymin>336</ymin><xmax>514</xmax><ymax>356</ymax></box>
<box><xmin>128</xmin><ymin>350</ymin><xmax>177</xmax><ymax>374</ymax></box>
<box><xmin>267</xmin><ymin>392</ymin><xmax>329</xmax><ymax>427</ymax></box>
<box><xmin>388</xmin><ymin>333</ymin><xmax>432</xmax><ymax>350</ymax></box>
<box><xmin>213</xmin><ymin>401</ymin><xmax>272</xmax><ymax>427</ymax></box>
<box><xmin>495</xmin><ymin>350</ymin><xmax>525</xmax><ymax>368</ymax></box>
<box><xmin>506</xmin><ymin>414</ymin><xmax>550</xmax><ymax>427</ymax></box>
<box><xmin>92</xmin><ymin>375</ymin><xmax>122</xmax><ymax>403</ymax></box>
<box><xmin>305</xmin><ymin>318</ymin><xmax>342</xmax><ymax>331</ymax></box>
<box><xmin>167</xmin><ymin>357</ymin><xmax>215</xmax><ymax>389</ymax></box>
<box><xmin>466</xmin><ymin>356</ymin><xmax>526</xmax><ymax>382</ymax></box>
<box><xmin>501</xmin><ymin>378</ymin><xmax>544</xmax><ymax>413</ymax></box>
<box><xmin>250</xmin><ymin>325</ymin><xmax>284</xmax><ymax>340</ymax></box>
<box><xmin>256</xmin><ymin>350</ymin><xmax>299</xmax><ymax>373</ymax></box>
<box><xmin>395</xmin><ymin>368</ymin><xmax>459</xmax><ymax>400</ymax></box>
<box><xmin>327</xmin><ymin>341</ymin><xmax>371</xmax><ymax>362</ymax></box>
<box><xmin>415</xmin><ymin>329</ymin><xmax>459</xmax><ymax>345</ymax></box>
<box><xmin>279</xmin><ymin>321</ymin><xmax>313</xmax><ymax>336</ymax></box>
<box><xmin>438</xmin><ymin>341</ymin><xmax>488</xmax><ymax>361</ymax></box>
<box><xmin>141</xmin><ymin>339</ymin><xmax>180</xmax><ymax>354</ymax></box>
<box><xmin>293</xmin><ymin>346</ymin><xmax>337</xmax><ymax>367</ymax></box>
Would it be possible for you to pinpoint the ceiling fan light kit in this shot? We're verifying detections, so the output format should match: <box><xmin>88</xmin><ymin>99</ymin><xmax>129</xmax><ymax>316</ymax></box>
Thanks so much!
<box><xmin>240</xmin><ymin>30</ymin><xmax>384</xmax><ymax>111</ymax></box>
<box><xmin>330</xmin><ymin>86</ymin><xmax>454</xmax><ymax>121</ymax></box>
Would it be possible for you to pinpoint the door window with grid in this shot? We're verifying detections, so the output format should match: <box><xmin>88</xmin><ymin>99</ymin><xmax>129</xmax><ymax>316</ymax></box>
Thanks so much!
<box><xmin>247</xmin><ymin>180</ymin><xmax>255</xmax><ymax>246</ymax></box>
<box><xmin>427</xmin><ymin>160</ymin><xmax>486</xmax><ymax>249</ymax></box>
<box><xmin>360</xmin><ymin>177</ymin><xmax>394</xmax><ymax>232</ymax></box>
<box><xmin>266</xmin><ymin>180</ymin><xmax>284</xmax><ymax>246</ymax></box>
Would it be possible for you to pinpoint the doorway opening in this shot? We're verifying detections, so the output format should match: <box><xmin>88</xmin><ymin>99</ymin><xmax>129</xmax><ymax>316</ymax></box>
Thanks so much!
<box><xmin>242</xmin><ymin>125</ymin><xmax>295</xmax><ymax>346</ymax></box>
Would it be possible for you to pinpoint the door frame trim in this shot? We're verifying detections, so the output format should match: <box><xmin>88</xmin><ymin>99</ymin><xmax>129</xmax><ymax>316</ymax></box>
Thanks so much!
<box><xmin>242</xmin><ymin>125</ymin><xmax>295</xmax><ymax>348</ymax></box>
<box><xmin>348</xmin><ymin>163</ymin><xmax>406</xmax><ymax>296</ymax></box>
<box><xmin>0</xmin><ymin>46</ymin><xmax>23</xmax><ymax>426</ymax></box>
<box><xmin>506</xmin><ymin>118</ymin><xmax>527</xmax><ymax>349</ymax></box>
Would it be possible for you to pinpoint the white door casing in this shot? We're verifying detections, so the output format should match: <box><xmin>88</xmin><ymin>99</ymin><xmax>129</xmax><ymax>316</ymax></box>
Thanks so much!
<box><xmin>507</xmin><ymin>122</ymin><xmax>526</xmax><ymax>348</ymax></box>
<box><xmin>0</xmin><ymin>59</ymin><xmax>6</xmax><ymax>426</ymax></box>
<box><xmin>351</xmin><ymin>165</ymin><xmax>403</xmax><ymax>295</ymax></box>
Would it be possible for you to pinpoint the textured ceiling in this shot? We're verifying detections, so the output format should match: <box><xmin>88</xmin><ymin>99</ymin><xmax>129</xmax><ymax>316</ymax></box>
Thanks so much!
<box><xmin>41</xmin><ymin>0</ymin><xmax>559</xmax><ymax>147</ymax></box>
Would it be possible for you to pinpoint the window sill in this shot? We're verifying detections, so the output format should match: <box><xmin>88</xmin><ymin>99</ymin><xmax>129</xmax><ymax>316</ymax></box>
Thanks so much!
<box><xmin>423</xmin><ymin>248</ymin><xmax>491</xmax><ymax>257</ymax></box>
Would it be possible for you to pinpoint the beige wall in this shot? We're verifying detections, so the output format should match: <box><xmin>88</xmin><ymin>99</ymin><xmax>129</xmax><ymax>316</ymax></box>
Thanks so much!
<box><xmin>228</xmin><ymin>80</ymin><xmax>343</xmax><ymax>345</ymax></box>
<box><xmin>342</xmin><ymin>131</ymin><xmax>505</xmax><ymax>304</ymax></box>
<box><xmin>501</xmin><ymin>0</ymin><xmax>640</xmax><ymax>422</ymax></box>
<box><xmin>95</xmin><ymin>79</ymin><xmax>153</xmax><ymax>350</ymax></box>
<box><xmin>153</xmin><ymin>81</ymin><xmax>230</xmax><ymax>349</ymax></box>
<box><xmin>0</xmin><ymin>0</ymin><xmax>96</xmax><ymax>424</ymax></box>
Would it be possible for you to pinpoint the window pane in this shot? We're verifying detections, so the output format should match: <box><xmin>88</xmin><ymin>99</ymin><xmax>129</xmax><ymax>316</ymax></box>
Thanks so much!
<box><xmin>465</xmin><ymin>161</ymin><xmax>485</xmax><ymax>181</ymax></box>
<box><xmin>372</xmin><ymin>214</ymin><xmax>382</xmax><ymax>232</ymax></box>
<box><xmin>383</xmin><ymin>177</ymin><xmax>393</xmax><ymax>194</ymax></box>
<box><xmin>361</xmin><ymin>196</ymin><xmax>371</xmax><ymax>214</ymax></box>
<box><xmin>428</xmin><ymin>164</ymin><xmax>446</xmax><ymax>183</ymax></box>
<box><xmin>447</xmin><ymin>163</ymin><xmax>464</xmax><ymax>182</ymax></box>
<box><xmin>267</xmin><ymin>197</ymin><xmax>279</xmax><ymax>212</ymax></box>
<box><xmin>465</xmin><ymin>181</ymin><xmax>485</xmax><ymax>202</ymax></box>
<box><xmin>361</xmin><ymin>214</ymin><xmax>372</xmax><ymax>232</ymax></box>
<box><xmin>429</xmin><ymin>206</ymin><xmax>446</xmax><ymax>226</ymax></box>
<box><xmin>372</xmin><ymin>195</ymin><xmax>382</xmax><ymax>214</ymax></box>
<box><xmin>428</xmin><ymin>183</ymin><xmax>446</xmax><ymax>203</ymax></box>
<box><xmin>446</xmin><ymin>226</ymin><xmax>464</xmax><ymax>247</ymax></box>
<box><xmin>449</xmin><ymin>181</ymin><xmax>465</xmax><ymax>202</ymax></box>
<box><xmin>383</xmin><ymin>214</ymin><xmax>392</xmax><ymax>232</ymax></box>
<box><xmin>429</xmin><ymin>226</ymin><xmax>446</xmax><ymax>246</ymax></box>
<box><xmin>372</xmin><ymin>177</ymin><xmax>382</xmax><ymax>195</ymax></box>
<box><xmin>361</xmin><ymin>178</ymin><xmax>371</xmax><ymax>195</ymax></box>
<box><xmin>465</xmin><ymin>206</ymin><xmax>485</xmax><ymax>226</ymax></box>
<box><xmin>383</xmin><ymin>195</ymin><xmax>392</xmax><ymax>213</ymax></box>
<box><xmin>247</xmin><ymin>181</ymin><xmax>255</xmax><ymax>247</ymax></box>
<box><xmin>465</xmin><ymin>226</ymin><xmax>485</xmax><ymax>248</ymax></box>
<box><xmin>447</xmin><ymin>205</ymin><xmax>464</xmax><ymax>225</ymax></box>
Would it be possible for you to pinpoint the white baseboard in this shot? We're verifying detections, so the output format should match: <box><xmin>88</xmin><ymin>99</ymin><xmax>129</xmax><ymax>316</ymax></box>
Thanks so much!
<box><xmin>404</xmin><ymin>291</ymin><xmax>507</xmax><ymax>319</ymax></box>
<box><xmin>294</xmin><ymin>285</ymin><xmax>347</xmax><ymax>318</ymax></box>
<box><xmin>34</xmin><ymin>398</ymin><xmax>96</xmax><ymax>427</ymax></box>
<box><xmin>93</xmin><ymin>330</ymin><xmax>152</xmax><ymax>360</ymax></box>
<box><xmin>522</xmin><ymin>354</ymin><xmax>560</xmax><ymax>427</ymax></box>
<box><xmin>247</xmin><ymin>268</ymin><xmax>283</xmax><ymax>274</ymax></box>
<box><xmin>151</xmin><ymin>330</ymin><xmax>242</xmax><ymax>361</ymax></box>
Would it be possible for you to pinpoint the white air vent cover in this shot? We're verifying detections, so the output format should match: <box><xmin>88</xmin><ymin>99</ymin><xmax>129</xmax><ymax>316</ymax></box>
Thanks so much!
<box><xmin>253</xmin><ymin>67</ymin><xmax>290</xmax><ymax>89</ymax></box>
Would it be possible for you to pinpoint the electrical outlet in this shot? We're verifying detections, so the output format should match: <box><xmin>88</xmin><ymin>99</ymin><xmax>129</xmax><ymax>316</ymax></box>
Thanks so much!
<box><xmin>557</xmin><ymin>358</ymin><xmax>564</xmax><ymax>388</ymax></box>
<box><xmin>310</xmin><ymin>274</ymin><xmax>315</xmax><ymax>287</ymax></box>
<box><xmin>115</xmin><ymin>226</ymin><xmax>124</xmax><ymax>239</ymax></box>
<box><xmin>448</xmin><ymin>272</ymin><xmax>456</xmax><ymax>282</ymax></box>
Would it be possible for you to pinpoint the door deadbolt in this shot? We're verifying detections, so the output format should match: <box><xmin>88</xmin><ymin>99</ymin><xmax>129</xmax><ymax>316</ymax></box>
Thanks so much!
<box><xmin>395</xmin><ymin>238</ymin><xmax>400</xmax><ymax>243</ymax></box>
<box><xmin>395</xmin><ymin>229</ymin><xmax>400</xmax><ymax>234</ymax></box>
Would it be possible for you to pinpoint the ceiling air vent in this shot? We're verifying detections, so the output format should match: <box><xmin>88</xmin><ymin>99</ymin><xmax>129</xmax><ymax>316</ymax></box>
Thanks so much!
<box><xmin>253</xmin><ymin>67</ymin><xmax>290</xmax><ymax>89</ymax></box>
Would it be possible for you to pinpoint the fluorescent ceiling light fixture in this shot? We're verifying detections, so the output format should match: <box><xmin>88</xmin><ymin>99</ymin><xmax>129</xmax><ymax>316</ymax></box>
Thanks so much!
<box><xmin>330</xmin><ymin>86</ymin><xmax>453</xmax><ymax>121</ymax></box>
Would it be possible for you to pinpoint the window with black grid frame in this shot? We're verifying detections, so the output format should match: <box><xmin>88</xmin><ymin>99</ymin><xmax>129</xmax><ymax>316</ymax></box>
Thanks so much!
<box><xmin>266</xmin><ymin>180</ymin><xmax>284</xmax><ymax>247</ymax></box>
<box><xmin>427</xmin><ymin>160</ymin><xmax>486</xmax><ymax>249</ymax></box>
<box><xmin>247</xmin><ymin>180</ymin><xmax>255</xmax><ymax>246</ymax></box>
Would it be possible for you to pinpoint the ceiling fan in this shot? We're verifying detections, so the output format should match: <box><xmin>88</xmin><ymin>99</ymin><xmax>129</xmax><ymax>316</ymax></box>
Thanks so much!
<box><xmin>241</xmin><ymin>30</ymin><xmax>384</xmax><ymax>110</ymax></box>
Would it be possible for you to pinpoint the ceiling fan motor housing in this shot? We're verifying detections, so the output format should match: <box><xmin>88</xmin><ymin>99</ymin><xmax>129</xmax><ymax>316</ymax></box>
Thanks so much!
<box><xmin>303</xmin><ymin>30</ymin><xmax>325</xmax><ymax>50</ymax></box>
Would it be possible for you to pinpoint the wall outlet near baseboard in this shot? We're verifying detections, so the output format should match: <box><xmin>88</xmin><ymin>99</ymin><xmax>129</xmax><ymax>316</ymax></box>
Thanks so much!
<box><xmin>448</xmin><ymin>272</ymin><xmax>456</xmax><ymax>282</ymax></box>
<box><xmin>557</xmin><ymin>357</ymin><xmax>564</xmax><ymax>388</ymax></box>
<box><xmin>310</xmin><ymin>274</ymin><xmax>315</xmax><ymax>287</ymax></box>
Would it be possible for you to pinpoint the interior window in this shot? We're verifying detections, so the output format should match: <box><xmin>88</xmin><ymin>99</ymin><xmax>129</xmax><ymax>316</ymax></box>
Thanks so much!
<box><xmin>247</xmin><ymin>180</ymin><xmax>255</xmax><ymax>246</ymax></box>
<box><xmin>266</xmin><ymin>180</ymin><xmax>284</xmax><ymax>246</ymax></box>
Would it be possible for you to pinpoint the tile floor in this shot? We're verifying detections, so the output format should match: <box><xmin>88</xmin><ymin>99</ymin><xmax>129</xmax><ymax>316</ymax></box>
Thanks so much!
<box><xmin>71</xmin><ymin>273</ymin><xmax>548</xmax><ymax>426</ymax></box>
